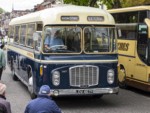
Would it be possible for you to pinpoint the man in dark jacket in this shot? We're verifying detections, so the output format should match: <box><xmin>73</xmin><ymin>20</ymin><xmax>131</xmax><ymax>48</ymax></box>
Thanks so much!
<box><xmin>24</xmin><ymin>85</ymin><xmax>62</xmax><ymax>113</ymax></box>
<box><xmin>0</xmin><ymin>83</ymin><xmax>12</xmax><ymax>113</ymax></box>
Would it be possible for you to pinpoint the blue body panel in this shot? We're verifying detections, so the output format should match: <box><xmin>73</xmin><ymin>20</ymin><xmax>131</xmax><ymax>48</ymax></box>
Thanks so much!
<box><xmin>7</xmin><ymin>46</ymin><xmax>118</xmax><ymax>95</ymax></box>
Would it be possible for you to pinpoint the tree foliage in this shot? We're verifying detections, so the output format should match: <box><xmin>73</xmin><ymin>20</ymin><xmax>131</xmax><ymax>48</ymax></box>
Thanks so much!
<box><xmin>64</xmin><ymin>0</ymin><xmax>150</xmax><ymax>9</ymax></box>
<box><xmin>0</xmin><ymin>8</ymin><xmax>4</xmax><ymax>14</ymax></box>
<box><xmin>101</xmin><ymin>0</ymin><xmax>122</xmax><ymax>9</ymax></box>
<box><xmin>121</xmin><ymin>0</ymin><xmax>145</xmax><ymax>7</ymax></box>
<box><xmin>64</xmin><ymin>0</ymin><xmax>89</xmax><ymax>6</ymax></box>
<box><xmin>64</xmin><ymin>0</ymin><xmax>98</xmax><ymax>7</ymax></box>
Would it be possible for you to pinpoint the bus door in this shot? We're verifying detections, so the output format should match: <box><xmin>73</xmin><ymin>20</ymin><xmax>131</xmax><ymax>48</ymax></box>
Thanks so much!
<box><xmin>18</xmin><ymin>55</ymin><xmax>27</xmax><ymax>81</ymax></box>
<box><xmin>134</xmin><ymin>23</ymin><xmax>148</xmax><ymax>81</ymax></box>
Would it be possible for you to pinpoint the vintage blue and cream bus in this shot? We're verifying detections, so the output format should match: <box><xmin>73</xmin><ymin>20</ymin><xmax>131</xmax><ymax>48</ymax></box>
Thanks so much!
<box><xmin>8</xmin><ymin>5</ymin><xmax>118</xmax><ymax>98</ymax></box>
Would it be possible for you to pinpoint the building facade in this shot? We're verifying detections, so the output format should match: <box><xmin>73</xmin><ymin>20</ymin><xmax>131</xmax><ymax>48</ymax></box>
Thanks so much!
<box><xmin>0</xmin><ymin>0</ymin><xmax>64</xmax><ymax>34</ymax></box>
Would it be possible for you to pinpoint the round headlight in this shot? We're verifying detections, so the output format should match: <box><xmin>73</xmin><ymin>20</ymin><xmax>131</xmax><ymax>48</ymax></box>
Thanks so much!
<box><xmin>52</xmin><ymin>71</ymin><xmax>60</xmax><ymax>86</ymax></box>
<box><xmin>107</xmin><ymin>69</ymin><xmax>114</xmax><ymax>84</ymax></box>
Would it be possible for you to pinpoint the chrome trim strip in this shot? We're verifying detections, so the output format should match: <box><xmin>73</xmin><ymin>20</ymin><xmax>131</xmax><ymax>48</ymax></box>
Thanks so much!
<box><xmin>39</xmin><ymin>59</ymin><xmax>118</xmax><ymax>64</ymax></box>
<box><xmin>51</xmin><ymin>87</ymin><xmax>119</xmax><ymax>96</ymax></box>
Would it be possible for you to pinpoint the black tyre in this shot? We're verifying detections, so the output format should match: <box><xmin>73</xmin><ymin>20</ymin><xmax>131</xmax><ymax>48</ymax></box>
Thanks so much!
<box><xmin>92</xmin><ymin>94</ymin><xmax>103</xmax><ymax>99</ymax></box>
<box><xmin>118</xmin><ymin>68</ymin><xmax>127</xmax><ymax>88</ymax></box>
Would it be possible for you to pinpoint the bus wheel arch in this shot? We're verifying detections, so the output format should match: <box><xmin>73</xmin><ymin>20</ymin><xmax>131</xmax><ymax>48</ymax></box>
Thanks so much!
<box><xmin>118</xmin><ymin>64</ymin><xmax>127</xmax><ymax>88</ymax></box>
<box><xmin>27</xmin><ymin>66</ymin><xmax>36</xmax><ymax>99</ymax></box>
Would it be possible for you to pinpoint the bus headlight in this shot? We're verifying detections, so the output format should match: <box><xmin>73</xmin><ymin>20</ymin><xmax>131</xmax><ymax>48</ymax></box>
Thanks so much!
<box><xmin>52</xmin><ymin>71</ymin><xmax>60</xmax><ymax>86</ymax></box>
<box><xmin>107</xmin><ymin>69</ymin><xmax>114</xmax><ymax>84</ymax></box>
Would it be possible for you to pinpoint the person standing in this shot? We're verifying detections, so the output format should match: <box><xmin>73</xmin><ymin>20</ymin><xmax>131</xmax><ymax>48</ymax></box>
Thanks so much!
<box><xmin>0</xmin><ymin>83</ymin><xmax>12</xmax><ymax>113</ymax></box>
<box><xmin>24</xmin><ymin>85</ymin><xmax>62</xmax><ymax>113</ymax></box>
<box><xmin>0</xmin><ymin>45</ymin><xmax>6</xmax><ymax>80</ymax></box>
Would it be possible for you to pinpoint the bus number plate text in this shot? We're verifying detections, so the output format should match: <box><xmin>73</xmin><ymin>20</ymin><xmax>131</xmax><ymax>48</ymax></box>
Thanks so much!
<box><xmin>76</xmin><ymin>89</ymin><xmax>93</xmax><ymax>94</ymax></box>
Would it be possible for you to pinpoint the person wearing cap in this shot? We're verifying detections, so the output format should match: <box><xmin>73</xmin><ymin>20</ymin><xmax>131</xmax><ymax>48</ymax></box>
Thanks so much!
<box><xmin>0</xmin><ymin>44</ymin><xmax>6</xmax><ymax>80</ymax></box>
<box><xmin>0</xmin><ymin>83</ymin><xmax>12</xmax><ymax>113</ymax></box>
<box><xmin>24</xmin><ymin>85</ymin><xmax>62</xmax><ymax>113</ymax></box>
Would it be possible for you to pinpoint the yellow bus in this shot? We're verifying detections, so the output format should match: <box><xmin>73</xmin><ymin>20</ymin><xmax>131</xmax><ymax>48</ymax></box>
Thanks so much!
<box><xmin>108</xmin><ymin>6</ymin><xmax>150</xmax><ymax>91</ymax></box>
<box><xmin>8</xmin><ymin>4</ymin><xmax>118</xmax><ymax>98</ymax></box>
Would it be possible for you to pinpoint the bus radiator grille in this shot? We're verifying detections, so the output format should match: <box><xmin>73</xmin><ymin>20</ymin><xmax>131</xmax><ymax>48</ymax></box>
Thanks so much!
<box><xmin>69</xmin><ymin>65</ymin><xmax>99</xmax><ymax>88</ymax></box>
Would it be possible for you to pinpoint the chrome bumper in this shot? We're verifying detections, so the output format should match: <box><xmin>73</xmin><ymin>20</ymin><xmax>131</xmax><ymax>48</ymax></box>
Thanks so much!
<box><xmin>50</xmin><ymin>87</ymin><xmax>119</xmax><ymax>96</ymax></box>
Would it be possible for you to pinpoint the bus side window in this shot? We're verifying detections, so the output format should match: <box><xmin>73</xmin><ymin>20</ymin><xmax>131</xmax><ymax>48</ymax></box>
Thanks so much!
<box><xmin>14</xmin><ymin>26</ymin><xmax>20</xmax><ymax>43</ymax></box>
<box><xmin>9</xmin><ymin>26</ymin><xmax>14</xmax><ymax>43</ymax></box>
<box><xmin>37</xmin><ymin>24</ymin><xmax>43</xmax><ymax>31</ymax></box>
<box><xmin>20</xmin><ymin>25</ymin><xmax>26</xmax><ymax>45</ymax></box>
<box><xmin>126</xmin><ymin>31</ymin><xmax>135</xmax><ymax>39</ymax></box>
<box><xmin>26</xmin><ymin>24</ymin><xmax>35</xmax><ymax>47</ymax></box>
<box><xmin>117</xmin><ymin>24</ymin><xmax>137</xmax><ymax>40</ymax></box>
<box><xmin>137</xmin><ymin>24</ymin><xmax>148</xmax><ymax>63</ymax></box>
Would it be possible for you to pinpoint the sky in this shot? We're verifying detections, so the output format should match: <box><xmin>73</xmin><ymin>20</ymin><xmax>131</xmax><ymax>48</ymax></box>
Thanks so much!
<box><xmin>0</xmin><ymin>0</ymin><xmax>44</xmax><ymax>12</ymax></box>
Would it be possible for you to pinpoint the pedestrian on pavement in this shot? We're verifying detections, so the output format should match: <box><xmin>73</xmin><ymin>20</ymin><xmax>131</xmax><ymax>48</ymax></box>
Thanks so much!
<box><xmin>0</xmin><ymin>83</ymin><xmax>12</xmax><ymax>113</ymax></box>
<box><xmin>0</xmin><ymin>45</ymin><xmax>6</xmax><ymax>80</ymax></box>
<box><xmin>24</xmin><ymin>85</ymin><xmax>62</xmax><ymax>113</ymax></box>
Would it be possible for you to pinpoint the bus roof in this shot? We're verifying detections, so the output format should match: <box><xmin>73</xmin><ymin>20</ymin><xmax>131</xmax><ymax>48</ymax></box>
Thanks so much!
<box><xmin>9</xmin><ymin>5</ymin><xmax>115</xmax><ymax>26</ymax></box>
<box><xmin>108</xmin><ymin>5</ymin><xmax>150</xmax><ymax>14</ymax></box>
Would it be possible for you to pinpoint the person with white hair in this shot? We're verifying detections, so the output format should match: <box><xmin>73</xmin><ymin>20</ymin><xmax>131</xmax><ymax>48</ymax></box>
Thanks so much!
<box><xmin>0</xmin><ymin>83</ymin><xmax>12</xmax><ymax>113</ymax></box>
<box><xmin>24</xmin><ymin>85</ymin><xmax>62</xmax><ymax>113</ymax></box>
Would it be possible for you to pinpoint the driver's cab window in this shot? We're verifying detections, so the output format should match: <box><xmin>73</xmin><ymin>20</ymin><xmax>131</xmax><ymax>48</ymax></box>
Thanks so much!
<box><xmin>84</xmin><ymin>27</ymin><xmax>113</xmax><ymax>53</ymax></box>
<box><xmin>43</xmin><ymin>27</ymin><xmax>81</xmax><ymax>53</ymax></box>
<box><xmin>43</xmin><ymin>28</ymin><xmax>64</xmax><ymax>52</ymax></box>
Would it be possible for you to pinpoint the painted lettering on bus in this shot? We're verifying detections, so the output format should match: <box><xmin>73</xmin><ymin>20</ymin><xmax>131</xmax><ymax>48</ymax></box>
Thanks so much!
<box><xmin>27</xmin><ymin>52</ymin><xmax>34</xmax><ymax>58</ymax></box>
<box><xmin>118</xmin><ymin>42</ymin><xmax>129</xmax><ymax>51</ymax></box>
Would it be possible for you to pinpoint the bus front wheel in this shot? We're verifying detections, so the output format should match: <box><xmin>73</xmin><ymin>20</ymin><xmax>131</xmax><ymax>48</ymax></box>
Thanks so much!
<box><xmin>118</xmin><ymin>67</ymin><xmax>127</xmax><ymax>88</ymax></box>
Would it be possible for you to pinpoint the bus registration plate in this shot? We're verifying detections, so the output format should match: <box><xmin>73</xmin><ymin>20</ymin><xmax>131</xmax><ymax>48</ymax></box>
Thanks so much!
<box><xmin>76</xmin><ymin>89</ymin><xmax>93</xmax><ymax>94</ymax></box>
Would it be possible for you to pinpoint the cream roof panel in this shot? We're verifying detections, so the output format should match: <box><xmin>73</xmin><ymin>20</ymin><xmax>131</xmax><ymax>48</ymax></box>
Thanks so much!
<box><xmin>9</xmin><ymin>5</ymin><xmax>115</xmax><ymax>26</ymax></box>
<box><xmin>9</xmin><ymin>11</ymin><xmax>42</xmax><ymax>25</ymax></box>
<box><xmin>108</xmin><ymin>5</ymin><xmax>150</xmax><ymax>14</ymax></box>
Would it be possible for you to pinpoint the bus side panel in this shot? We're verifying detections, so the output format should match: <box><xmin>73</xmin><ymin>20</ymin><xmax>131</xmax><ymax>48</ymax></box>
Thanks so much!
<box><xmin>118</xmin><ymin>39</ymin><xmax>136</xmax><ymax>79</ymax></box>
